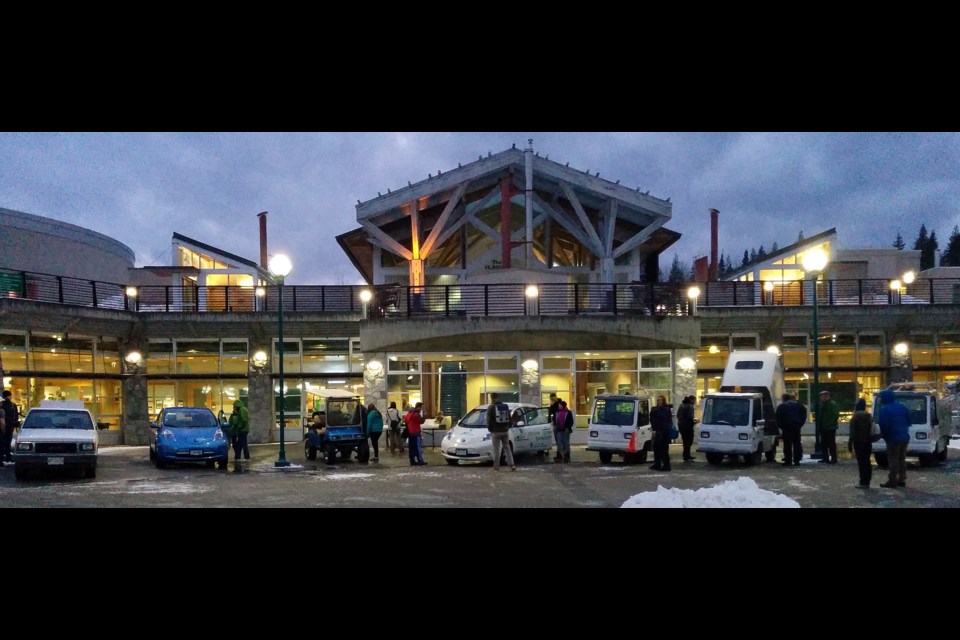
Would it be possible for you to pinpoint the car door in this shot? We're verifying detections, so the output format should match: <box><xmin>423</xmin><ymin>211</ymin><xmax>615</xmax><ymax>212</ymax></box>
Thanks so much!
<box><xmin>520</xmin><ymin>407</ymin><xmax>553</xmax><ymax>452</ymax></box>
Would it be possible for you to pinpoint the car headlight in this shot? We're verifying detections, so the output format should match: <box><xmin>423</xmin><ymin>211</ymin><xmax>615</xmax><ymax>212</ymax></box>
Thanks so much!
<box><xmin>79</xmin><ymin>443</ymin><xmax>96</xmax><ymax>451</ymax></box>
<box><xmin>215</xmin><ymin>429</ymin><xmax>227</xmax><ymax>441</ymax></box>
<box><xmin>16</xmin><ymin>441</ymin><xmax>34</xmax><ymax>452</ymax></box>
<box><xmin>160</xmin><ymin>429</ymin><xmax>176</xmax><ymax>440</ymax></box>
<box><xmin>482</xmin><ymin>433</ymin><xmax>492</xmax><ymax>441</ymax></box>
<box><xmin>443</xmin><ymin>431</ymin><xmax>453</xmax><ymax>441</ymax></box>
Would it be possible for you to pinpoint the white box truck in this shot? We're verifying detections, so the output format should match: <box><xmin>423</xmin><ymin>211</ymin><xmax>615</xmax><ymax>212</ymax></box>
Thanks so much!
<box><xmin>697</xmin><ymin>350</ymin><xmax>785</xmax><ymax>465</ymax></box>
<box><xmin>585</xmin><ymin>393</ymin><xmax>652</xmax><ymax>464</ymax></box>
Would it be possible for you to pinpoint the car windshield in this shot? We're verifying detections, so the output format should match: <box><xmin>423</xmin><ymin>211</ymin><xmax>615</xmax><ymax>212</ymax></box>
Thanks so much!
<box><xmin>592</xmin><ymin>398</ymin><xmax>638</xmax><ymax>426</ymax></box>
<box><xmin>325</xmin><ymin>399</ymin><xmax>362</xmax><ymax>426</ymax></box>
<box><xmin>23</xmin><ymin>410</ymin><xmax>94</xmax><ymax>430</ymax></box>
<box><xmin>703</xmin><ymin>397</ymin><xmax>750</xmax><ymax>426</ymax></box>
<box><xmin>162</xmin><ymin>410</ymin><xmax>218</xmax><ymax>428</ymax></box>
<box><xmin>457</xmin><ymin>408</ymin><xmax>490</xmax><ymax>429</ymax></box>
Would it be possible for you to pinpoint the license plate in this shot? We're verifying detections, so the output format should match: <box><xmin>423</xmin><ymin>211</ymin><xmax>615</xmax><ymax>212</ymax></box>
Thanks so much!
<box><xmin>455</xmin><ymin>448</ymin><xmax>467</xmax><ymax>456</ymax></box>
<box><xmin>190</xmin><ymin>450</ymin><xmax>202</xmax><ymax>456</ymax></box>
<box><xmin>47</xmin><ymin>457</ymin><xmax>64</xmax><ymax>465</ymax></box>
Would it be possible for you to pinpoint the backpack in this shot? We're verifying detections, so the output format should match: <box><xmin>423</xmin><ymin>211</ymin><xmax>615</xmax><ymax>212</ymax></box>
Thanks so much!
<box><xmin>494</xmin><ymin>402</ymin><xmax>511</xmax><ymax>426</ymax></box>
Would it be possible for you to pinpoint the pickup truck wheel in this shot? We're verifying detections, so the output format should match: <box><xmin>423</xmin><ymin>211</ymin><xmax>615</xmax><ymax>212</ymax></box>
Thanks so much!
<box><xmin>705</xmin><ymin>452</ymin><xmax>724</xmax><ymax>465</ymax></box>
<box><xmin>84</xmin><ymin>466</ymin><xmax>96</xmax><ymax>479</ymax></box>
<box><xmin>874</xmin><ymin>453</ymin><xmax>888</xmax><ymax>468</ymax></box>
<box><xmin>599</xmin><ymin>451</ymin><xmax>613</xmax><ymax>464</ymax></box>
<box><xmin>765</xmin><ymin>445</ymin><xmax>777</xmax><ymax>462</ymax></box>
<box><xmin>14</xmin><ymin>465</ymin><xmax>26</xmax><ymax>480</ymax></box>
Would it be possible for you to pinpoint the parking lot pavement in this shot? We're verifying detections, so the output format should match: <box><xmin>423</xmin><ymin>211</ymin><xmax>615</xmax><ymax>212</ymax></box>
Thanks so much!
<box><xmin>2</xmin><ymin>438</ymin><xmax>958</xmax><ymax>508</ymax></box>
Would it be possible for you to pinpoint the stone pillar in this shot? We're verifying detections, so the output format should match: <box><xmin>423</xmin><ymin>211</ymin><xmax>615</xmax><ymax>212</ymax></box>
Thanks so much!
<box><xmin>363</xmin><ymin>354</ymin><xmax>387</xmax><ymax>412</ymax></box>
<box><xmin>247</xmin><ymin>343</ymin><xmax>273</xmax><ymax>444</ymax></box>
<box><xmin>889</xmin><ymin>337</ymin><xmax>913</xmax><ymax>384</ymax></box>
<box><xmin>520</xmin><ymin>353</ymin><xmax>540</xmax><ymax>406</ymax></box>
<box><xmin>120</xmin><ymin>340</ymin><xmax>149</xmax><ymax>445</ymax></box>
<box><xmin>673</xmin><ymin>349</ymin><xmax>698</xmax><ymax>404</ymax></box>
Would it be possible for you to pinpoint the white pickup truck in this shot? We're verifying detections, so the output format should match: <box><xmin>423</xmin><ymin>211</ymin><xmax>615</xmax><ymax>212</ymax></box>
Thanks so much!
<box><xmin>12</xmin><ymin>400</ymin><xmax>99</xmax><ymax>480</ymax></box>
<box><xmin>697</xmin><ymin>350</ymin><xmax>785</xmax><ymax>466</ymax></box>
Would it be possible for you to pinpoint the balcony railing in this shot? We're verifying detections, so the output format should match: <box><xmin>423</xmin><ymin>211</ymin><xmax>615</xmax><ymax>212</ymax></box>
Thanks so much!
<box><xmin>3</xmin><ymin>268</ymin><xmax>960</xmax><ymax>317</ymax></box>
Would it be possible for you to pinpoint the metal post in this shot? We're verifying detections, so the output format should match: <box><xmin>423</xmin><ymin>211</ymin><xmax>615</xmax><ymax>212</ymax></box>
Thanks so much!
<box><xmin>275</xmin><ymin>276</ymin><xmax>289</xmax><ymax>467</ymax></box>
<box><xmin>811</xmin><ymin>276</ymin><xmax>822</xmax><ymax>458</ymax></box>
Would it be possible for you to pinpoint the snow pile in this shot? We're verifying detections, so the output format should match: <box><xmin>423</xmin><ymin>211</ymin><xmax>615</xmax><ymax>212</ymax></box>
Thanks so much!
<box><xmin>621</xmin><ymin>476</ymin><xmax>800</xmax><ymax>508</ymax></box>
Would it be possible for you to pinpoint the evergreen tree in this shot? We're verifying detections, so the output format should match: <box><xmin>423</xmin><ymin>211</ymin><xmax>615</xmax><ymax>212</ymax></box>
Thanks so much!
<box><xmin>893</xmin><ymin>232</ymin><xmax>905</xmax><ymax>250</ymax></box>
<box><xmin>741</xmin><ymin>250</ymin><xmax>749</xmax><ymax>267</ymax></box>
<box><xmin>757</xmin><ymin>245</ymin><xmax>767</xmax><ymax>260</ymax></box>
<box><xmin>913</xmin><ymin>224</ymin><xmax>928</xmax><ymax>251</ymax></box>
<box><xmin>923</xmin><ymin>230</ymin><xmax>939</xmax><ymax>270</ymax></box>
<box><xmin>717</xmin><ymin>252</ymin><xmax>726</xmax><ymax>277</ymax></box>
<box><xmin>667</xmin><ymin>254</ymin><xmax>687</xmax><ymax>283</ymax></box>
<box><xmin>797</xmin><ymin>230</ymin><xmax>805</xmax><ymax>243</ymax></box>
<box><xmin>770</xmin><ymin>242</ymin><xmax>779</xmax><ymax>253</ymax></box>
<box><xmin>940</xmin><ymin>225</ymin><xmax>960</xmax><ymax>266</ymax></box>
<box><xmin>749</xmin><ymin>248</ymin><xmax>757</xmax><ymax>262</ymax></box>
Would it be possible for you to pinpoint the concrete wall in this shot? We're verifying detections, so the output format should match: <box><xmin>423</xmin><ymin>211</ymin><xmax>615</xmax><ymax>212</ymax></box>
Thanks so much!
<box><xmin>0</xmin><ymin>208</ymin><xmax>135</xmax><ymax>284</ymax></box>
<box><xmin>835</xmin><ymin>248</ymin><xmax>920</xmax><ymax>280</ymax></box>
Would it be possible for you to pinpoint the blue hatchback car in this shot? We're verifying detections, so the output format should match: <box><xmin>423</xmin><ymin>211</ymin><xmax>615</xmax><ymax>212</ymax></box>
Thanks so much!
<box><xmin>149</xmin><ymin>407</ymin><xmax>229</xmax><ymax>469</ymax></box>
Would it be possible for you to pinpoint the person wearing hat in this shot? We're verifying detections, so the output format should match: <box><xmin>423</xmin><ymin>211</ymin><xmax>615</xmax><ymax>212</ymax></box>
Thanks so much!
<box><xmin>816</xmin><ymin>390</ymin><xmax>840</xmax><ymax>464</ymax></box>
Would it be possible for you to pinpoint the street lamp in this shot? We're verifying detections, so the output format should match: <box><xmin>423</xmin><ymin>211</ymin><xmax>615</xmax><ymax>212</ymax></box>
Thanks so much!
<box><xmin>802</xmin><ymin>248</ymin><xmax>828</xmax><ymax>459</ymax></box>
<box><xmin>687</xmin><ymin>286</ymin><xmax>700</xmax><ymax>316</ymax></box>
<box><xmin>269</xmin><ymin>254</ymin><xmax>292</xmax><ymax>468</ymax></box>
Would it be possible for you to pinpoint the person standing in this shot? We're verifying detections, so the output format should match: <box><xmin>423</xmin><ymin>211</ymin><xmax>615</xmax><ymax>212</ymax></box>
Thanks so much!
<box><xmin>816</xmin><ymin>390</ymin><xmax>840</xmax><ymax>464</ymax></box>
<box><xmin>366</xmin><ymin>402</ymin><xmax>384</xmax><ymax>462</ymax></box>
<box><xmin>676</xmin><ymin>395</ymin><xmax>697</xmax><ymax>461</ymax></box>
<box><xmin>552</xmin><ymin>399</ymin><xmax>574</xmax><ymax>463</ymax></box>
<box><xmin>649</xmin><ymin>395</ymin><xmax>673</xmax><ymax>472</ymax></box>
<box><xmin>848</xmin><ymin>398</ymin><xmax>879</xmax><ymax>488</ymax></box>
<box><xmin>486</xmin><ymin>392</ymin><xmax>516</xmax><ymax>471</ymax></box>
<box><xmin>877</xmin><ymin>389</ymin><xmax>910</xmax><ymax>488</ymax></box>
<box><xmin>775</xmin><ymin>393</ymin><xmax>808</xmax><ymax>466</ymax></box>
<box><xmin>547</xmin><ymin>392</ymin><xmax>561</xmax><ymax>423</ymax></box>
<box><xmin>385</xmin><ymin>401</ymin><xmax>402</xmax><ymax>453</ymax></box>
<box><xmin>1</xmin><ymin>390</ymin><xmax>19</xmax><ymax>465</ymax></box>
<box><xmin>229</xmin><ymin>399</ymin><xmax>250</xmax><ymax>465</ymax></box>
<box><xmin>404</xmin><ymin>401</ymin><xmax>425</xmax><ymax>466</ymax></box>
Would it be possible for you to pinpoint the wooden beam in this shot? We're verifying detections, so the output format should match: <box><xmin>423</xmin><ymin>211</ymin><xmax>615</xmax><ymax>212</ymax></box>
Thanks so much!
<box><xmin>361</xmin><ymin>222</ymin><xmax>413</xmax><ymax>260</ymax></box>
<box><xmin>420</xmin><ymin>181</ymin><xmax>469</xmax><ymax>258</ymax></box>
<box><xmin>559</xmin><ymin>181</ymin><xmax>605</xmax><ymax>256</ymax></box>
<box><xmin>612</xmin><ymin>220</ymin><xmax>664</xmax><ymax>259</ymax></box>
<box><xmin>529</xmin><ymin>192</ymin><xmax>599</xmax><ymax>257</ymax></box>
<box><xmin>605</xmin><ymin>200</ymin><xmax>618</xmax><ymax>254</ymax></box>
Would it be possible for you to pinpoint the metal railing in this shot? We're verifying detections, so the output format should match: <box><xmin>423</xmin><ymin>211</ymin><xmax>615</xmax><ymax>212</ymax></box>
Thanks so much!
<box><xmin>3</xmin><ymin>268</ymin><xmax>960</xmax><ymax>317</ymax></box>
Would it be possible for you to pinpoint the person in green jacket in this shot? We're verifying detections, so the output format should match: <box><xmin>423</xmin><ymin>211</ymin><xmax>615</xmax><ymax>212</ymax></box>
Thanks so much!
<box><xmin>229</xmin><ymin>399</ymin><xmax>251</xmax><ymax>462</ymax></box>
<box><xmin>816</xmin><ymin>390</ymin><xmax>840</xmax><ymax>464</ymax></box>
<box><xmin>366</xmin><ymin>403</ymin><xmax>384</xmax><ymax>462</ymax></box>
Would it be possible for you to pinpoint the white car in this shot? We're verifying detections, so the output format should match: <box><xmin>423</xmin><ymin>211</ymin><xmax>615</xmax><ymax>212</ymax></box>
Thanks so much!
<box><xmin>441</xmin><ymin>403</ymin><xmax>553</xmax><ymax>465</ymax></box>
<box><xmin>13</xmin><ymin>400</ymin><xmax>99</xmax><ymax>480</ymax></box>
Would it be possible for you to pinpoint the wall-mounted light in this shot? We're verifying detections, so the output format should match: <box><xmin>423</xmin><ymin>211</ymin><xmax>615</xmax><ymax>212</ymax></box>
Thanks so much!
<box><xmin>902</xmin><ymin>270</ymin><xmax>916</xmax><ymax>285</ymax></box>
<box><xmin>367</xmin><ymin>359</ymin><xmax>382</xmax><ymax>370</ymax></box>
<box><xmin>252</xmin><ymin>350</ymin><xmax>269</xmax><ymax>368</ymax></box>
<box><xmin>708</xmin><ymin>345</ymin><xmax>720</xmax><ymax>354</ymax></box>
<box><xmin>522</xmin><ymin>359</ymin><xmax>539</xmax><ymax>369</ymax></box>
<box><xmin>255</xmin><ymin>287</ymin><xmax>266</xmax><ymax>297</ymax></box>
<box><xmin>124</xmin><ymin>350</ymin><xmax>142</xmax><ymax>366</ymax></box>
<box><xmin>766</xmin><ymin>345</ymin><xmax>781</xmax><ymax>356</ymax></box>
<box><xmin>893</xmin><ymin>342</ymin><xmax>909</xmax><ymax>355</ymax></box>
<box><xmin>677</xmin><ymin>357</ymin><xmax>695</xmax><ymax>369</ymax></box>
<box><xmin>525</xmin><ymin>285</ymin><xmax>539</xmax><ymax>298</ymax></box>
<box><xmin>125</xmin><ymin>286</ymin><xmax>138</xmax><ymax>298</ymax></box>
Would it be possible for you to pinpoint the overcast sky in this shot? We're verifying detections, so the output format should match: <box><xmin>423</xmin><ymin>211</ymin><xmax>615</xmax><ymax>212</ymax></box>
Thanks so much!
<box><xmin>2</xmin><ymin>132</ymin><xmax>958</xmax><ymax>285</ymax></box>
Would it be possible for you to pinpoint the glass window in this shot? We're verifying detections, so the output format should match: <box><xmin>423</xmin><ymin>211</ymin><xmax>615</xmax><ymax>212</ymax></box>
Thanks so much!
<box><xmin>542</xmin><ymin>354</ymin><xmax>572</xmax><ymax>370</ymax></box>
<box><xmin>911</xmin><ymin>333</ymin><xmax>935</xmax><ymax>348</ymax></box>
<box><xmin>176</xmin><ymin>340</ymin><xmax>219</xmax><ymax>374</ymax></box>
<box><xmin>487</xmin><ymin>355</ymin><xmax>518</xmax><ymax>371</ymax></box>
<box><xmin>147</xmin><ymin>341</ymin><xmax>174</xmax><ymax>375</ymax></box>
<box><xmin>30</xmin><ymin>335</ymin><xmax>93</xmax><ymax>373</ymax></box>
<box><xmin>95</xmin><ymin>338</ymin><xmax>120</xmax><ymax>374</ymax></box>
<box><xmin>302</xmin><ymin>339</ymin><xmax>349</xmax><ymax>374</ymax></box>
<box><xmin>640</xmin><ymin>353</ymin><xmax>671</xmax><ymax>369</ymax></box>
<box><xmin>0</xmin><ymin>333</ymin><xmax>28</xmax><ymax>371</ymax></box>
<box><xmin>273</xmin><ymin>339</ymin><xmax>301</xmax><ymax>373</ymax></box>
<box><xmin>731</xmin><ymin>335</ymin><xmax>758</xmax><ymax>350</ymax></box>
<box><xmin>388</xmin><ymin>355</ymin><xmax>420</xmax><ymax>373</ymax></box>
<box><xmin>859</xmin><ymin>334</ymin><xmax>884</xmax><ymax>347</ymax></box>
<box><xmin>782</xmin><ymin>334</ymin><xmax>808</xmax><ymax>349</ymax></box>
<box><xmin>940</xmin><ymin>332</ymin><xmax>960</xmax><ymax>367</ymax></box>
<box><xmin>221</xmin><ymin>341</ymin><xmax>248</xmax><ymax>374</ymax></box>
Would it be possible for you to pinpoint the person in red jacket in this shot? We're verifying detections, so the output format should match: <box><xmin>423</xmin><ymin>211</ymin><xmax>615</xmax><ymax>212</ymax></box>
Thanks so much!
<box><xmin>404</xmin><ymin>401</ymin><xmax>426</xmax><ymax>466</ymax></box>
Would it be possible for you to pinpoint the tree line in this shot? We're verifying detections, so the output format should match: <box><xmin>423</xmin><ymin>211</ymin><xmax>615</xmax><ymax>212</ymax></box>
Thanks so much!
<box><xmin>662</xmin><ymin>224</ymin><xmax>960</xmax><ymax>283</ymax></box>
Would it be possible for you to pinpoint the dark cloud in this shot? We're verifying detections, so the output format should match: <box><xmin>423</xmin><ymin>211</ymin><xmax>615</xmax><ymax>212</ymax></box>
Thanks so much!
<box><xmin>1</xmin><ymin>132</ymin><xmax>958</xmax><ymax>284</ymax></box>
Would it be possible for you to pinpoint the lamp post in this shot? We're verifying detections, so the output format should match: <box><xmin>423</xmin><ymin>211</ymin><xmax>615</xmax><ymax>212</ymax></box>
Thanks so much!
<box><xmin>802</xmin><ymin>248</ymin><xmax>828</xmax><ymax>459</ymax></box>
<box><xmin>269</xmin><ymin>254</ymin><xmax>292</xmax><ymax>468</ymax></box>
<box><xmin>687</xmin><ymin>286</ymin><xmax>700</xmax><ymax>316</ymax></box>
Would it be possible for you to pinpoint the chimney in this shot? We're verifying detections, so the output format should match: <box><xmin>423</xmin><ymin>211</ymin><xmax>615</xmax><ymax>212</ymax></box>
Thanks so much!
<box><xmin>709</xmin><ymin>208</ymin><xmax>719</xmax><ymax>281</ymax></box>
<box><xmin>257</xmin><ymin>211</ymin><xmax>268</xmax><ymax>268</ymax></box>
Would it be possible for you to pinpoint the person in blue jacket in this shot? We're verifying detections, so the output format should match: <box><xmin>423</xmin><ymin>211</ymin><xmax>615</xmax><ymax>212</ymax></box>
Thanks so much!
<box><xmin>877</xmin><ymin>389</ymin><xmax>910</xmax><ymax>488</ymax></box>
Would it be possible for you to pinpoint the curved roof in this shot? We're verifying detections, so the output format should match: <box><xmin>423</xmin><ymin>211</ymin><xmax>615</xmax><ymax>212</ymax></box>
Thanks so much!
<box><xmin>0</xmin><ymin>207</ymin><xmax>135</xmax><ymax>265</ymax></box>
